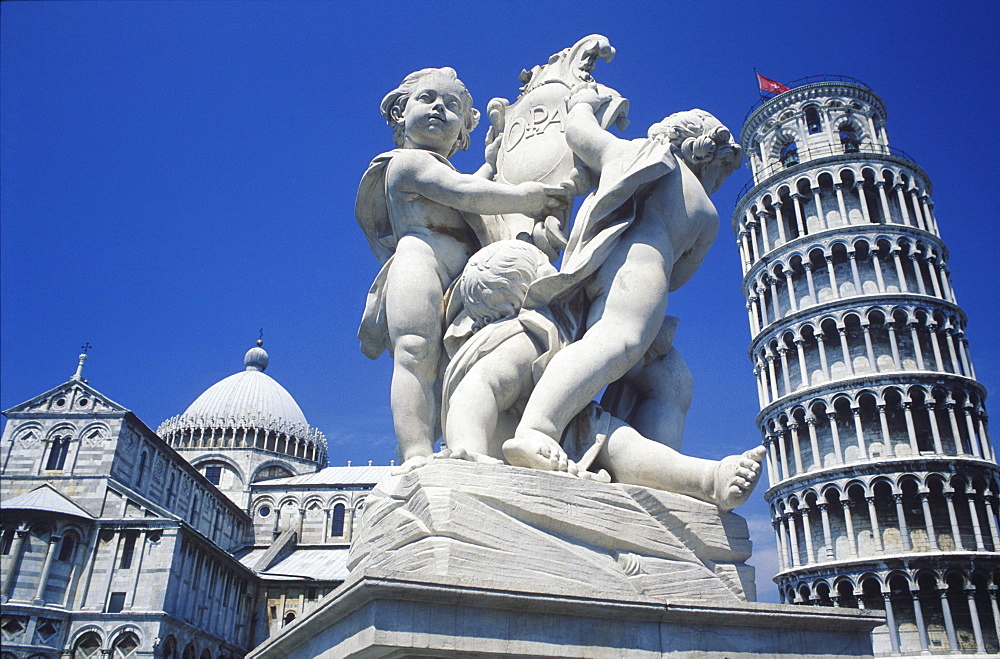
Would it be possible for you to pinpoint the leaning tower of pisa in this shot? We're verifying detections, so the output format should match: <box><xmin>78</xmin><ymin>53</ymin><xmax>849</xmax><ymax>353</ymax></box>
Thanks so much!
<box><xmin>733</xmin><ymin>76</ymin><xmax>999</xmax><ymax>656</ymax></box>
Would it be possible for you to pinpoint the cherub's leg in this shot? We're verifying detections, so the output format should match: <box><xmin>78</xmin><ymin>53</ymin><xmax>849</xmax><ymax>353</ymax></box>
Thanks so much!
<box><xmin>621</xmin><ymin>347</ymin><xmax>692</xmax><ymax>451</ymax></box>
<box><xmin>515</xmin><ymin>222</ymin><xmax>671</xmax><ymax>447</ymax></box>
<box><xmin>597</xmin><ymin>415</ymin><xmax>765</xmax><ymax>510</ymax></box>
<box><xmin>445</xmin><ymin>332</ymin><xmax>536</xmax><ymax>457</ymax></box>
<box><xmin>385</xmin><ymin>240</ymin><xmax>449</xmax><ymax>467</ymax></box>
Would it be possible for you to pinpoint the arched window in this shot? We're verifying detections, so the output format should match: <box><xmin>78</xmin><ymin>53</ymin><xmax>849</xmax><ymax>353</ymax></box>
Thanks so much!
<box><xmin>780</xmin><ymin>142</ymin><xmax>799</xmax><ymax>167</ymax></box>
<box><xmin>72</xmin><ymin>632</ymin><xmax>103</xmax><ymax>658</ymax></box>
<box><xmin>45</xmin><ymin>436</ymin><xmax>71</xmax><ymax>470</ymax></box>
<box><xmin>253</xmin><ymin>464</ymin><xmax>293</xmax><ymax>482</ymax></box>
<box><xmin>57</xmin><ymin>533</ymin><xmax>77</xmax><ymax>562</ymax></box>
<box><xmin>111</xmin><ymin>632</ymin><xmax>140</xmax><ymax>658</ymax></box>
<box><xmin>204</xmin><ymin>465</ymin><xmax>222</xmax><ymax>486</ymax></box>
<box><xmin>839</xmin><ymin>126</ymin><xmax>860</xmax><ymax>153</ymax></box>
<box><xmin>119</xmin><ymin>533</ymin><xmax>137</xmax><ymax>569</ymax></box>
<box><xmin>181</xmin><ymin>643</ymin><xmax>197</xmax><ymax>659</ymax></box>
<box><xmin>805</xmin><ymin>106</ymin><xmax>822</xmax><ymax>134</ymax></box>
<box><xmin>283</xmin><ymin>611</ymin><xmax>296</xmax><ymax>626</ymax></box>
<box><xmin>331</xmin><ymin>503</ymin><xmax>346</xmax><ymax>537</ymax></box>
<box><xmin>135</xmin><ymin>452</ymin><xmax>148</xmax><ymax>488</ymax></box>
<box><xmin>161</xmin><ymin>636</ymin><xmax>177</xmax><ymax>659</ymax></box>
<box><xmin>166</xmin><ymin>472</ymin><xmax>177</xmax><ymax>507</ymax></box>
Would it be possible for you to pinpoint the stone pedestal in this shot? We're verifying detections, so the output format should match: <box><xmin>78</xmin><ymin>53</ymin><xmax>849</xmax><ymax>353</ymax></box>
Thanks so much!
<box><xmin>248</xmin><ymin>463</ymin><xmax>882</xmax><ymax>658</ymax></box>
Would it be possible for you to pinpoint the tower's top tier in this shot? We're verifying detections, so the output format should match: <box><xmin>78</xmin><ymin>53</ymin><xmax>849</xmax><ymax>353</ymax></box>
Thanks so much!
<box><xmin>742</xmin><ymin>78</ymin><xmax>889</xmax><ymax>186</ymax></box>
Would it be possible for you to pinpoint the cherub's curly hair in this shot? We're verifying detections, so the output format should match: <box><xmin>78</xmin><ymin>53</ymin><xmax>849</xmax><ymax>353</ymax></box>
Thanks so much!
<box><xmin>380</xmin><ymin>67</ymin><xmax>480</xmax><ymax>157</ymax></box>
<box><xmin>648</xmin><ymin>109</ymin><xmax>742</xmax><ymax>182</ymax></box>
<box><xmin>460</xmin><ymin>241</ymin><xmax>553</xmax><ymax>332</ymax></box>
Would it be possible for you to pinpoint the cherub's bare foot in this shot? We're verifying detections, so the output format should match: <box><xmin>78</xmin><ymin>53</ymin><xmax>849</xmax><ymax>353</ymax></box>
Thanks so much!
<box><xmin>391</xmin><ymin>454</ymin><xmax>432</xmax><ymax>476</ymax></box>
<box><xmin>432</xmin><ymin>447</ymin><xmax>503</xmax><ymax>465</ymax></box>
<box><xmin>578</xmin><ymin>468</ymin><xmax>612</xmax><ymax>483</ymax></box>
<box><xmin>713</xmin><ymin>446</ymin><xmax>766</xmax><ymax>511</ymax></box>
<box><xmin>503</xmin><ymin>431</ymin><xmax>579</xmax><ymax>475</ymax></box>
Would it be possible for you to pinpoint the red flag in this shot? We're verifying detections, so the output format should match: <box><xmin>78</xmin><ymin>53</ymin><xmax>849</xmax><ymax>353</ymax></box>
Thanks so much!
<box><xmin>757</xmin><ymin>73</ymin><xmax>791</xmax><ymax>95</ymax></box>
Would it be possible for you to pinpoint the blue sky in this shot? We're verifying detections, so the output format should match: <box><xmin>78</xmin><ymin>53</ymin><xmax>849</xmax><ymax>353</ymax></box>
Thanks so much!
<box><xmin>3</xmin><ymin>1</ymin><xmax>998</xmax><ymax>603</ymax></box>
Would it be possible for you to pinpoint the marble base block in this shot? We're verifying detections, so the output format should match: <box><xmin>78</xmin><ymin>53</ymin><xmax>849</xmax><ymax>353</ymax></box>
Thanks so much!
<box><xmin>249</xmin><ymin>463</ymin><xmax>881</xmax><ymax>658</ymax></box>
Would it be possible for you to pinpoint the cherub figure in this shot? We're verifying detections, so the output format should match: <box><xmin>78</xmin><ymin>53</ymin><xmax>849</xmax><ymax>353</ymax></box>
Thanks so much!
<box><xmin>507</xmin><ymin>85</ymin><xmax>743</xmax><ymax>472</ymax></box>
<box><xmin>441</xmin><ymin>240</ymin><xmax>763</xmax><ymax>511</ymax></box>
<box><xmin>356</xmin><ymin>68</ymin><xmax>571</xmax><ymax>472</ymax></box>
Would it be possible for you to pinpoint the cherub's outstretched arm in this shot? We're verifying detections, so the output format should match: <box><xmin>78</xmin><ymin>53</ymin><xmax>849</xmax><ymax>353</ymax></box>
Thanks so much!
<box><xmin>390</xmin><ymin>150</ymin><xmax>570</xmax><ymax>217</ymax></box>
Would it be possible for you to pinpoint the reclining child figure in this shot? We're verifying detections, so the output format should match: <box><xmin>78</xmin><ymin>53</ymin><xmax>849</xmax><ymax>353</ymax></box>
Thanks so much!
<box><xmin>440</xmin><ymin>239</ymin><xmax>764</xmax><ymax>511</ymax></box>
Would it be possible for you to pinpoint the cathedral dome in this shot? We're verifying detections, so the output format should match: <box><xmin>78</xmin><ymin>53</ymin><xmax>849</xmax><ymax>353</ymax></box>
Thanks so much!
<box><xmin>182</xmin><ymin>344</ymin><xmax>306</xmax><ymax>426</ymax></box>
<box><xmin>157</xmin><ymin>342</ymin><xmax>327</xmax><ymax>466</ymax></box>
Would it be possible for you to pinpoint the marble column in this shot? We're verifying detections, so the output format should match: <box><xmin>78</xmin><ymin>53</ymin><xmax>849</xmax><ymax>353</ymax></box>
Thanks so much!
<box><xmin>803</xmin><ymin>262</ymin><xmax>818</xmax><ymax>304</ymax></box>
<box><xmin>826</xmin><ymin>255</ymin><xmax>839</xmax><ymax>299</ymax></box>
<box><xmin>784</xmin><ymin>270</ymin><xmax>798</xmax><ymax>312</ymax></box>
<box><xmin>871</xmin><ymin>249</ymin><xmax>885</xmax><ymax>293</ymax></box>
<box><xmin>32</xmin><ymin>533</ymin><xmax>62</xmax><ymax>604</ymax></box>
<box><xmin>908</xmin><ymin>322</ymin><xmax>925</xmax><ymax>369</ymax></box>
<box><xmin>855</xmin><ymin>182</ymin><xmax>872</xmax><ymax>223</ymax></box>
<box><xmin>877</xmin><ymin>404</ymin><xmax>894</xmax><ymax>455</ymax></box>
<box><xmin>1</xmin><ymin>523</ymin><xmax>29</xmax><ymax>602</ymax></box>
<box><xmin>927</xmin><ymin>323</ymin><xmax>945</xmax><ymax>371</ymax></box>
<box><xmin>776</xmin><ymin>516</ymin><xmax>789</xmax><ymax>571</ymax></box>
<box><xmin>792</xmin><ymin>195</ymin><xmax>806</xmax><ymax>234</ymax></box>
<box><xmin>848</xmin><ymin>251</ymin><xmax>863</xmax><ymax>295</ymax></box>
<box><xmin>966</xmin><ymin>588</ymin><xmax>986</xmax><ymax>652</ymax></box>
<box><xmin>893</xmin><ymin>493</ymin><xmax>912</xmax><ymax>552</ymax></box>
<box><xmin>861</xmin><ymin>323</ymin><xmax>877</xmax><ymax>373</ymax></box>
<box><xmin>851</xmin><ymin>406</ymin><xmax>868</xmax><ymax>460</ymax></box>
<box><xmin>788</xmin><ymin>421</ymin><xmax>804</xmax><ymax>475</ymax></box>
<box><xmin>866</xmin><ymin>496</ymin><xmax>883</xmax><ymax>552</ymax></box>
<box><xmin>778</xmin><ymin>346</ymin><xmax>792</xmax><ymax>395</ymax></box>
<box><xmin>835</xmin><ymin>183</ymin><xmax>849</xmax><ymax>225</ymax></box>
<box><xmin>812</xmin><ymin>186</ymin><xmax>827</xmax><ymax>230</ymax></box>
<box><xmin>806</xmin><ymin>415</ymin><xmax>822</xmax><ymax>469</ymax></box>
<box><xmin>787</xmin><ymin>510</ymin><xmax>801</xmax><ymax>568</ymax></box>
<box><xmin>926</xmin><ymin>402</ymin><xmax>945</xmax><ymax>454</ymax></box>
<box><xmin>818</xmin><ymin>503</ymin><xmax>834</xmax><ymax>560</ymax></box>
<box><xmin>919</xmin><ymin>492</ymin><xmax>938</xmax><ymax>550</ymax></box>
<box><xmin>883</xmin><ymin>592</ymin><xmax>901</xmax><ymax>655</ymax></box>
<box><xmin>893</xmin><ymin>184</ymin><xmax>911</xmax><ymax>226</ymax></box>
<box><xmin>827</xmin><ymin>411</ymin><xmax>844</xmax><ymax>464</ymax></box>
<box><xmin>910</xmin><ymin>588</ymin><xmax>931</xmax><ymax>654</ymax></box>
<box><xmin>939</xmin><ymin>588</ymin><xmax>959</xmax><ymax>651</ymax></box>
<box><xmin>967</xmin><ymin>494</ymin><xmax>986</xmax><ymax>551</ymax></box>
<box><xmin>945</xmin><ymin>492</ymin><xmax>964</xmax><ymax>550</ymax></box>
<box><xmin>816</xmin><ymin>332</ymin><xmax>832</xmax><ymax>381</ymax></box>
<box><xmin>876</xmin><ymin>181</ymin><xmax>893</xmax><ymax>224</ymax></box>
<box><xmin>794</xmin><ymin>339</ymin><xmax>809</xmax><ymax>390</ymax></box>
<box><xmin>886</xmin><ymin>322</ymin><xmax>902</xmax><ymax>370</ymax></box>
<box><xmin>841</xmin><ymin>498</ymin><xmax>858</xmax><ymax>557</ymax></box>
<box><xmin>892</xmin><ymin>249</ymin><xmax>909</xmax><ymax>292</ymax></box>
<box><xmin>800</xmin><ymin>504</ymin><xmax>815</xmax><ymax>565</ymax></box>
<box><xmin>838</xmin><ymin>327</ymin><xmax>854</xmax><ymax>376</ymax></box>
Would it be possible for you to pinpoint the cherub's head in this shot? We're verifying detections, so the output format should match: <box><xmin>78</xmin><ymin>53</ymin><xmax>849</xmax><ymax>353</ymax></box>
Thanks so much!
<box><xmin>648</xmin><ymin>109</ymin><xmax>743</xmax><ymax>195</ymax></box>
<box><xmin>460</xmin><ymin>240</ymin><xmax>556</xmax><ymax>332</ymax></box>
<box><xmin>380</xmin><ymin>67</ymin><xmax>480</xmax><ymax>158</ymax></box>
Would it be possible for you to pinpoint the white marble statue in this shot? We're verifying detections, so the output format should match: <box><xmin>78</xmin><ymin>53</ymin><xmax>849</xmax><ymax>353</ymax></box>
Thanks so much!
<box><xmin>506</xmin><ymin>84</ymin><xmax>745</xmax><ymax>473</ymax></box>
<box><xmin>441</xmin><ymin>240</ymin><xmax>763</xmax><ymax>511</ymax></box>
<box><xmin>356</xmin><ymin>41</ymin><xmax>763</xmax><ymax>512</ymax></box>
<box><xmin>356</xmin><ymin>67</ymin><xmax>571</xmax><ymax>471</ymax></box>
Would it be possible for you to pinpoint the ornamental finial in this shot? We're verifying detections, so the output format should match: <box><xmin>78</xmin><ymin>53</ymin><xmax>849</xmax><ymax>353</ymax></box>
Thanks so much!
<box><xmin>72</xmin><ymin>343</ymin><xmax>92</xmax><ymax>381</ymax></box>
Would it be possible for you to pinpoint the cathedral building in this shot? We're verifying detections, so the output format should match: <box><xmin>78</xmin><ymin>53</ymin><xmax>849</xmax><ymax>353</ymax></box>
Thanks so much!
<box><xmin>0</xmin><ymin>344</ymin><xmax>390</xmax><ymax>659</ymax></box>
<box><xmin>733</xmin><ymin>76</ymin><xmax>999</xmax><ymax>656</ymax></box>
